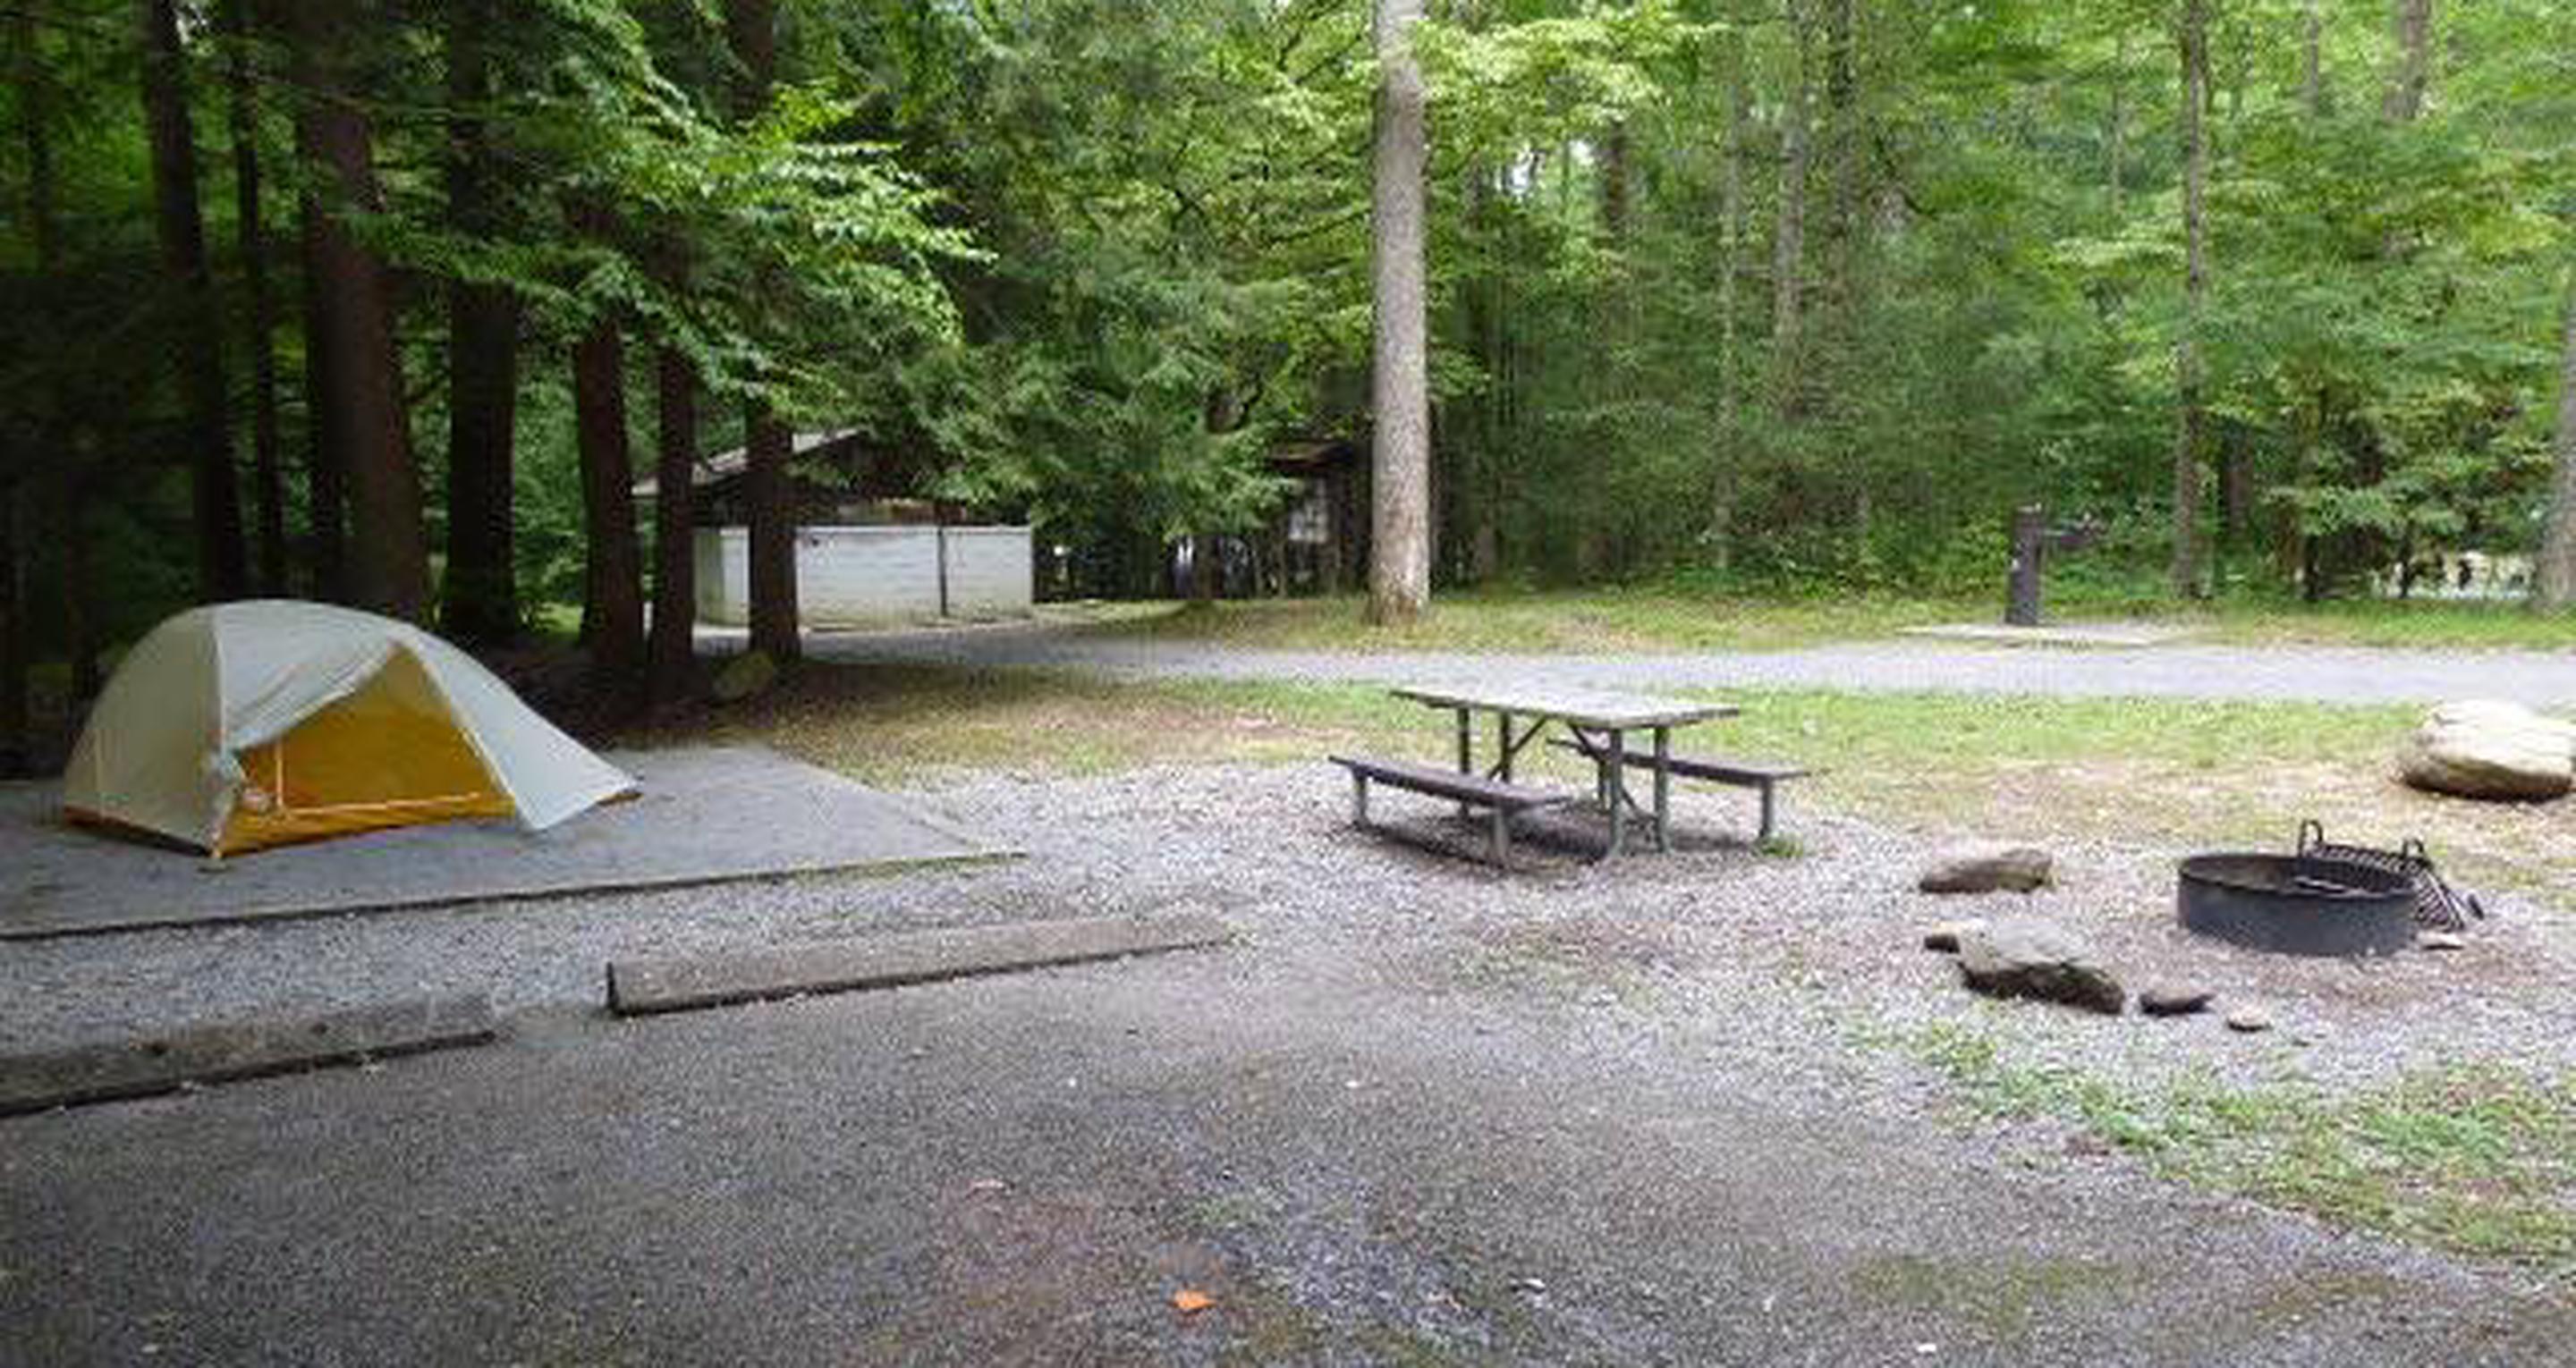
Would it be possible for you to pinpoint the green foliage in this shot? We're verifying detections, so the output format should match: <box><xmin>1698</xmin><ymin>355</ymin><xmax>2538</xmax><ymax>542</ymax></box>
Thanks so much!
<box><xmin>813</xmin><ymin>0</ymin><xmax>1379</xmax><ymax>576</ymax></box>
<box><xmin>1416</xmin><ymin>2</ymin><xmax>1700</xmax><ymax>153</ymax></box>
<box><xmin>1415</xmin><ymin>0</ymin><xmax>2576</xmax><ymax>597</ymax></box>
<box><xmin>7</xmin><ymin>0</ymin><xmax>2576</xmax><ymax>662</ymax></box>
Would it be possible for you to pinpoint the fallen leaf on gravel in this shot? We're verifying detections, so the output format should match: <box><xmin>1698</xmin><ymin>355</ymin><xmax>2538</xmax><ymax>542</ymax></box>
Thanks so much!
<box><xmin>1172</xmin><ymin>1289</ymin><xmax>1215</xmax><ymax>1313</ymax></box>
<box><xmin>966</xmin><ymin>1178</ymin><xmax>1008</xmax><ymax>1195</ymax></box>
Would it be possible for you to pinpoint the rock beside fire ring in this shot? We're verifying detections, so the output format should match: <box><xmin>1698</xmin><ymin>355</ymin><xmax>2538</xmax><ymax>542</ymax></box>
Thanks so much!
<box><xmin>2396</xmin><ymin>700</ymin><xmax>2575</xmax><ymax>802</ymax></box>
<box><xmin>1918</xmin><ymin>841</ymin><xmax>2055</xmax><ymax>894</ymax></box>
<box><xmin>1956</xmin><ymin>921</ymin><xmax>2125</xmax><ymax>1015</ymax></box>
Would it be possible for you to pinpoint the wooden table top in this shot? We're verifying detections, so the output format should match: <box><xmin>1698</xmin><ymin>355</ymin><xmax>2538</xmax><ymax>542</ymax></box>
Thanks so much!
<box><xmin>1390</xmin><ymin>683</ymin><xmax>1738</xmax><ymax>730</ymax></box>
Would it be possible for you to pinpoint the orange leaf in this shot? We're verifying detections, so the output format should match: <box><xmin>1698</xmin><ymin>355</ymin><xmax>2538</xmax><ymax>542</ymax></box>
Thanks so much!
<box><xmin>1171</xmin><ymin>1289</ymin><xmax>1216</xmax><ymax>1314</ymax></box>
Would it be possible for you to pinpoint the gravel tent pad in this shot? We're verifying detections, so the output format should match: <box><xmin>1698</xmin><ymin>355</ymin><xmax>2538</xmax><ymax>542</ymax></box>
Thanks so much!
<box><xmin>0</xmin><ymin>747</ymin><xmax>1008</xmax><ymax>940</ymax></box>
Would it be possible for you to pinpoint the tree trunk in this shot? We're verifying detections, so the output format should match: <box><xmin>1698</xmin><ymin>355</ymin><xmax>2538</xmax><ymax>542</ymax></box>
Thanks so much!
<box><xmin>725</xmin><ymin>0</ymin><xmax>800</xmax><ymax>662</ymax></box>
<box><xmin>725</xmin><ymin>0</ymin><xmax>775</xmax><ymax>109</ymax></box>
<box><xmin>13</xmin><ymin>7</ymin><xmax>52</xmax><ymax>273</ymax></box>
<box><xmin>16</xmin><ymin>4</ymin><xmax>96</xmax><ymax>722</ymax></box>
<box><xmin>573</xmin><ymin>321</ymin><xmax>645</xmax><ymax>697</ymax></box>
<box><xmin>2382</xmin><ymin>0</ymin><xmax>2433</xmax><ymax>123</ymax></box>
<box><xmin>1770</xmin><ymin>4</ymin><xmax>1812</xmax><ymax>416</ymax></box>
<box><xmin>140</xmin><ymin>0</ymin><xmax>248</xmax><ymax>603</ymax></box>
<box><xmin>741</xmin><ymin>409</ymin><xmax>800</xmax><ymax>661</ymax></box>
<box><xmin>2219</xmin><ymin>420</ymin><xmax>2251</xmax><ymax>551</ymax></box>
<box><xmin>1321</xmin><ymin>470</ymin><xmax>1348</xmax><ymax>595</ymax></box>
<box><xmin>4</xmin><ymin>4</ymin><xmax>47</xmax><ymax>772</ymax></box>
<box><xmin>222</xmin><ymin>0</ymin><xmax>285</xmax><ymax>595</ymax></box>
<box><xmin>2535</xmin><ymin>272</ymin><xmax>2576</xmax><ymax>607</ymax></box>
<box><xmin>38</xmin><ymin>38</ymin><xmax>91</xmax><ymax>710</ymax></box>
<box><xmin>648</xmin><ymin>345</ymin><xmax>699</xmax><ymax>704</ymax></box>
<box><xmin>1819</xmin><ymin>0</ymin><xmax>1868</xmax><ymax>527</ymax></box>
<box><xmin>1191</xmin><ymin>536</ymin><xmax>1220</xmax><ymax>603</ymax></box>
<box><xmin>284</xmin><ymin>2</ymin><xmax>428</xmax><ymax>621</ymax></box>
<box><xmin>1460</xmin><ymin>165</ymin><xmax>1500</xmax><ymax>586</ymax></box>
<box><xmin>1711</xmin><ymin>23</ymin><xmax>1748</xmax><ymax>561</ymax></box>
<box><xmin>442</xmin><ymin>292</ymin><xmax>519</xmax><ymax>642</ymax></box>
<box><xmin>1599</xmin><ymin>122</ymin><xmax>1630</xmax><ymax>243</ymax></box>
<box><xmin>60</xmin><ymin>475</ymin><xmax>98</xmax><ymax>703</ymax></box>
<box><xmin>2170</xmin><ymin>0</ymin><xmax>2210</xmax><ymax>598</ymax></box>
<box><xmin>0</xmin><ymin>481</ymin><xmax>20</xmax><ymax>776</ymax></box>
<box><xmin>2283</xmin><ymin>14</ymin><xmax>2324</xmax><ymax>585</ymax></box>
<box><xmin>1367</xmin><ymin>0</ymin><xmax>1431</xmax><ymax>625</ymax></box>
<box><xmin>2108</xmin><ymin>30</ymin><xmax>2128</xmax><ymax>219</ymax></box>
<box><xmin>2301</xmin><ymin>0</ymin><xmax>2324</xmax><ymax>115</ymax></box>
<box><xmin>1589</xmin><ymin>110</ymin><xmax>1634</xmax><ymax>580</ymax></box>
<box><xmin>298</xmin><ymin>249</ymin><xmax>347</xmax><ymax>600</ymax></box>
<box><xmin>1819</xmin><ymin>0</ymin><xmax>1861</xmax><ymax>318</ymax></box>
<box><xmin>439</xmin><ymin>0</ymin><xmax>521</xmax><ymax>646</ymax></box>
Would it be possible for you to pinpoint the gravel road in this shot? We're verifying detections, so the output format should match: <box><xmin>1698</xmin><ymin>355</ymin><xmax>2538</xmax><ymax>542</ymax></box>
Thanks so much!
<box><xmin>7</xmin><ymin>764</ymin><xmax>2571</xmax><ymax>1363</ymax></box>
<box><xmin>784</xmin><ymin>620</ymin><xmax>2576</xmax><ymax>705</ymax></box>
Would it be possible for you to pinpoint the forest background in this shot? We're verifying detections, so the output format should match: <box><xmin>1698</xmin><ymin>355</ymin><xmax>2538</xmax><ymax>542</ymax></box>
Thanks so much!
<box><xmin>4</xmin><ymin>0</ymin><xmax>2573</xmax><ymax>769</ymax></box>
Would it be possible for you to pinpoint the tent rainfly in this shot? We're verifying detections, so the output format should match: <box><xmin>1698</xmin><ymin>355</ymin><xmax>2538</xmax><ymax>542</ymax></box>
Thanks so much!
<box><xmin>64</xmin><ymin>601</ymin><xmax>637</xmax><ymax>856</ymax></box>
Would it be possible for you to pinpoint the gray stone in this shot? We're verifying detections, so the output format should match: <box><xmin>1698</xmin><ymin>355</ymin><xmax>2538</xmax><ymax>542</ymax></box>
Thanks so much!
<box><xmin>1918</xmin><ymin>842</ymin><xmax>2055</xmax><ymax>894</ymax></box>
<box><xmin>2395</xmin><ymin>700</ymin><xmax>2575</xmax><ymax>802</ymax></box>
<box><xmin>2224</xmin><ymin>1007</ymin><xmax>2274</xmax><ymax>1034</ymax></box>
<box><xmin>1922</xmin><ymin>919</ymin><xmax>1986</xmax><ymax>954</ymax></box>
<box><xmin>2138</xmin><ymin>982</ymin><xmax>2214</xmax><ymax>1018</ymax></box>
<box><xmin>1955</xmin><ymin>921</ymin><xmax>2123</xmax><ymax>1015</ymax></box>
<box><xmin>606</xmin><ymin>913</ymin><xmax>1233</xmax><ymax>1016</ymax></box>
<box><xmin>712</xmin><ymin>648</ymin><xmax>782</xmax><ymax>704</ymax></box>
<box><xmin>0</xmin><ymin>994</ymin><xmax>495</xmax><ymax>1116</ymax></box>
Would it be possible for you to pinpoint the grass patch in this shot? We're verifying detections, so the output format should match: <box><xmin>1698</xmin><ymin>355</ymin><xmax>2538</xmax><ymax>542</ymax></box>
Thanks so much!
<box><xmin>1069</xmin><ymin>590</ymin><xmax>2576</xmax><ymax>654</ymax></box>
<box><xmin>2190</xmin><ymin>598</ymin><xmax>2576</xmax><ymax>651</ymax></box>
<box><xmin>1850</xmin><ymin>1250</ymin><xmax>2133</xmax><ymax>1341</ymax></box>
<box><xmin>1904</xmin><ymin>1022</ymin><xmax>2576</xmax><ymax>1272</ymax></box>
<box><xmin>1707</xmin><ymin>688</ymin><xmax>2409</xmax><ymax>775</ymax></box>
<box><xmin>628</xmin><ymin>663</ymin><xmax>1427</xmax><ymax>784</ymax></box>
<box><xmin>648</xmin><ymin>665</ymin><xmax>2419</xmax><ymax>791</ymax></box>
<box><xmin>1075</xmin><ymin>592</ymin><xmax>1970</xmax><ymax>654</ymax></box>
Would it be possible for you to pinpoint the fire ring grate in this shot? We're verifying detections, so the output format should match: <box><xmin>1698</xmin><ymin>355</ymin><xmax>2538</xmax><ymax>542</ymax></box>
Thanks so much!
<box><xmin>2177</xmin><ymin>853</ymin><xmax>2418</xmax><ymax>958</ymax></box>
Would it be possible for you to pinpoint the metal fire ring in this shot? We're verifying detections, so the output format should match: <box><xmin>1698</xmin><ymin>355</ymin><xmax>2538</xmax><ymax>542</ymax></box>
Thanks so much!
<box><xmin>2177</xmin><ymin>853</ymin><xmax>2418</xmax><ymax>958</ymax></box>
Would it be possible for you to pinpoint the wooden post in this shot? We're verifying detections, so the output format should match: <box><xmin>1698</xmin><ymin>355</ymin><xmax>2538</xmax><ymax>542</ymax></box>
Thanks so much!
<box><xmin>1606</xmin><ymin>729</ymin><xmax>1627</xmax><ymax>857</ymax></box>
<box><xmin>2007</xmin><ymin>505</ymin><xmax>2047</xmax><ymax>626</ymax></box>
<box><xmin>935</xmin><ymin>518</ymin><xmax>951</xmax><ymax>620</ymax></box>
<box><xmin>1652</xmin><ymin>726</ymin><xmax>1671</xmax><ymax>852</ymax></box>
<box><xmin>1453</xmin><ymin>706</ymin><xmax>1472</xmax><ymax>818</ymax></box>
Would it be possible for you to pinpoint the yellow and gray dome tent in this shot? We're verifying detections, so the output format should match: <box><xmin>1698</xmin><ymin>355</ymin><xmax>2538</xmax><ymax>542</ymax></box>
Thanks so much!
<box><xmin>64</xmin><ymin>601</ymin><xmax>637</xmax><ymax>856</ymax></box>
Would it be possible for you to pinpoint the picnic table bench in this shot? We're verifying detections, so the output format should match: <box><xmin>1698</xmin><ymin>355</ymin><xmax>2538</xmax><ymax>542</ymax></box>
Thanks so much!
<box><xmin>1549</xmin><ymin>739</ymin><xmax>1810</xmax><ymax>842</ymax></box>
<box><xmin>1329</xmin><ymin>755</ymin><xmax>1573</xmax><ymax>866</ymax></box>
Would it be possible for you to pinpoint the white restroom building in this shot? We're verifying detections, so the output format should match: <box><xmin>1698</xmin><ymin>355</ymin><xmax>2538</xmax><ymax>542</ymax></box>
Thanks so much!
<box><xmin>632</xmin><ymin>430</ymin><xmax>1034</xmax><ymax>628</ymax></box>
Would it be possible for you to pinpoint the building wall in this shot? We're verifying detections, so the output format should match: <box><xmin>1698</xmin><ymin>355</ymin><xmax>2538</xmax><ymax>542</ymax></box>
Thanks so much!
<box><xmin>692</xmin><ymin>526</ymin><xmax>1034</xmax><ymax>627</ymax></box>
<box><xmin>938</xmin><ymin>528</ymin><xmax>1036</xmax><ymax>616</ymax></box>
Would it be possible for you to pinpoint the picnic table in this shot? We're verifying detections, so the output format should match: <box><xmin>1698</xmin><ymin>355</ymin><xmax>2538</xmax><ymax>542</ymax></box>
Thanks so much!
<box><xmin>1387</xmin><ymin>682</ymin><xmax>1740</xmax><ymax>859</ymax></box>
